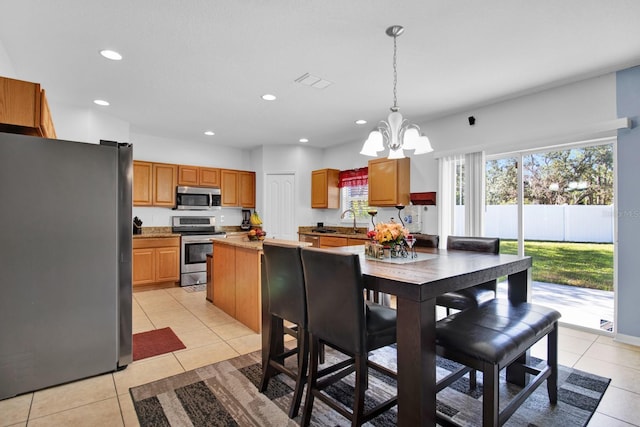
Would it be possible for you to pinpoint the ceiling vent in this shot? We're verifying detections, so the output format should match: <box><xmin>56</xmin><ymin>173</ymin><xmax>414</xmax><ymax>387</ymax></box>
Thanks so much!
<box><xmin>294</xmin><ymin>73</ymin><xmax>332</xmax><ymax>89</ymax></box>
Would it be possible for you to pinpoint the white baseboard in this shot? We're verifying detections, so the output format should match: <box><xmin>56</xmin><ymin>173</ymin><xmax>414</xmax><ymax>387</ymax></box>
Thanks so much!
<box><xmin>614</xmin><ymin>333</ymin><xmax>640</xmax><ymax>347</ymax></box>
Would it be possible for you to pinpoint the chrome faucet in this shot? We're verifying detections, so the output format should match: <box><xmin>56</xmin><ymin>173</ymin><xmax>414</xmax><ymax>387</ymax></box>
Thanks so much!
<box><xmin>340</xmin><ymin>209</ymin><xmax>357</xmax><ymax>233</ymax></box>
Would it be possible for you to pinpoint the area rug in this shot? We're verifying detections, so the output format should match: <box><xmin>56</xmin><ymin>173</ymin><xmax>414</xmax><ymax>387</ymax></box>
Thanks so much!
<box><xmin>133</xmin><ymin>327</ymin><xmax>186</xmax><ymax>361</ymax></box>
<box><xmin>130</xmin><ymin>345</ymin><xmax>609</xmax><ymax>426</ymax></box>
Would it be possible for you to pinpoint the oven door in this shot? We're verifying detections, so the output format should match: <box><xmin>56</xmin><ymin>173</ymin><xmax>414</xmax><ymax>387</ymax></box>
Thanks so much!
<box><xmin>181</xmin><ymin>237</ymin><xmax>213</xmax><ymax>273</ymax></box>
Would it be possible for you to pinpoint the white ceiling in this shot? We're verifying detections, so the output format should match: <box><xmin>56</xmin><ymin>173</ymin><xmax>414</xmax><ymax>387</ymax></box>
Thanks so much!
<box><xmin>2</xmin><ymin>0</ymin><xmax>640</xmax><ymax>150</ymax></box>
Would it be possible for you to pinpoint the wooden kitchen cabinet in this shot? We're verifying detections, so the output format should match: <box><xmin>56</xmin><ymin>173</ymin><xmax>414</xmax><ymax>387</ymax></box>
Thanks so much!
<box><xmin>311</xmin><ymin>168</ymin><xmax>340</xmax><ymax>208</ymax></box>
<box><xmin>133</xmin><ymin>161</ymin><xmax>153</xmax><ymax>206</ymax></box>
<box><xmin>368</xmin><ymin>158</ymin><xmax>410</xmax><ymax>207</ymax></box>
<box><xmin>0</xmin><ymin>76</ymin><xmax>57</xmax><ymax>139</ymax></box>
<box><xmin>133</xmin><ymin>161</ymin><xmax>177</xmax><ymax>207</ymax></box>
<box><xmin>178</xmin><ymin>165</ymin><xmax>220</xmax><ymax>187</ymax></box>
<box><xmin>239</xmin><ymin>171</ymin><xmax>255</xmax><ymax>208</ymax></box>
<box><xmin>132</xmin><ymin>237</ymin><xmax>180</xmax><ymax>287</ymax></box>
<box><xmin>153</xmin><ymin>163</ymin><xmax>177</xmax><ymax>207</ymax></box>
<box><xmin>221</xmin><ymin>169</ymin><xmax>255</xmax><ymax>207</ymax></box>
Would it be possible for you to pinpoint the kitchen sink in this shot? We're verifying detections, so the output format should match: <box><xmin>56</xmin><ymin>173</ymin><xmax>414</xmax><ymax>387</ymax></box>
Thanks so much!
<box><xmin>311</xmin><ymin>228</ymin><xmax>337</xmax><ymax>233</ymax></box>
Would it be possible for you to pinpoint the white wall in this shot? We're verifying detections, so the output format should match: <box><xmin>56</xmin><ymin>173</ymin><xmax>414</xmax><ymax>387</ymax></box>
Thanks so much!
<box><xmin>50</xmin><ymin>103</ymin><xmax>130</xmax><ymax>144</ymax></box>
<box><xmin>0</xmin><ymin>39</ymin><xmax>15</xmax><ymax>77</ymax></box>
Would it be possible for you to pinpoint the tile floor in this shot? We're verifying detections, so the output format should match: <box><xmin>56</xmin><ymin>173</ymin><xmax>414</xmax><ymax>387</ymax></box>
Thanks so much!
<box><xmin>1</xmin><ymin>287</ymin><xmax>640</xmax><ymax>426</ymax></box>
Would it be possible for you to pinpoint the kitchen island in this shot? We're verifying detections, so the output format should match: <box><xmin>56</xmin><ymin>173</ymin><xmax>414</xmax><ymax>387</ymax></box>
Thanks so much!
<box><xmin>209</xmin><ymin>237</ymin><xmax>311</xmax><ymax>332</ymax></box>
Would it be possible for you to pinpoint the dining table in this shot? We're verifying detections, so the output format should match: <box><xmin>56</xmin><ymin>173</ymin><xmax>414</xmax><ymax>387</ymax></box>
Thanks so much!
<box><xmin>260</xmin><ymin>245</ymin><xmax>533</xmax><ymax>426</ymax></box>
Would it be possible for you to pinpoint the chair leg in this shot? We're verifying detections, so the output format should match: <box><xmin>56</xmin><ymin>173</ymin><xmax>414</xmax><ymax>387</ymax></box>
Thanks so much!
<box><xmin>469</xmin><ymin>369</ymin><xmax>477</xmax><ymax>389</ymax></box>
<box><xmin>547</xmin><ymin>322</ymin><xmax>558</xmax><ymax>404</ymax></box>
<box><xmin>352</xmin><ymin>354</ymin><xmax>367</xmax><ymax>427</ymax></box>
<box><xmin>482</xmin><ymin>362</ymin><xmax>500</xmax><ymax>427</ymax></box>
<box><xmin>301</xmin><ymin>335</ymin><xmax>320</xmax><ymax>427</ymax></box>
<box><xmin>259</xmin><ymin>316</ymin><xmax>277</xmax><ymax>392</ymax></box>
<box><xmin>288</xmin><ymin>329</ymin><xmax>309</xmax><ymax>418</ymax></box>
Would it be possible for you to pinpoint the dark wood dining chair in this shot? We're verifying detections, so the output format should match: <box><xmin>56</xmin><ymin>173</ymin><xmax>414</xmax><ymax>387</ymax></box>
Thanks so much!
<box><xmin>437</xmin><ymin>235</ymin><xmax>500</xmax><ymax>315</ymax></box>
<box><xmin>300</xmin><ymin>247</ymin><xmax>398</xmax><ymax>427</ymax></box>
<box><xmin>259</xmin><ymin>241</ymin><xmax>310</xmax><ymax>418</ymax></box>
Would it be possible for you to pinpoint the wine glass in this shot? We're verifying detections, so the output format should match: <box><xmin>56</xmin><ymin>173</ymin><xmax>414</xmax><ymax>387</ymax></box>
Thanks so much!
<box><xmin>367</xmin><ymin>209</ymin><xmax>378</xmax><ymax>228</ymax></box>
<box><xmin>405</xmin><ymin>235</ymin><xmax>416</xmax><ymax>258</ymax></box>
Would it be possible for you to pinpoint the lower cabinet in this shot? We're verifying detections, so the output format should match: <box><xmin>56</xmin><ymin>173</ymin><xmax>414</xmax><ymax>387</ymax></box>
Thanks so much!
<box><xmin>132</xmin><ymin>237</ymin><xmax>180</xmax><ymax>287</ymax></box>
<box><xmin>212</xmin><ymin>242</ymin><xmax>261</xmax><ymax>332</ymax></box>
<box><xmin>318</xmin><ymin>235</ymin><xmax>368</xmax><ymax>248</ymax></box>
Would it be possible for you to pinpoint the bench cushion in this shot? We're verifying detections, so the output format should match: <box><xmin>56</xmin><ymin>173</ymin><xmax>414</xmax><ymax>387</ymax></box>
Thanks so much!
<box><xmin>436</xmin><ymin>299</ymin><xmax>561</xmax><ymax>364</ymax></box>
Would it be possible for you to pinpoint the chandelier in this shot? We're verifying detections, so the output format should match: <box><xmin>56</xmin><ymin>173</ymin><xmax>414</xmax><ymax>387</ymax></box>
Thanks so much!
<box><xmin>360</xmin><ymin>25</ymin><xmax>433</xmax><ymax>159</ymax></box>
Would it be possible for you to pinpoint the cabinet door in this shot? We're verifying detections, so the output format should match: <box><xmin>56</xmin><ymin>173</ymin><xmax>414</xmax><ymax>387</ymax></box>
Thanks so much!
<box><xmin>221</xmin><ymin>169</ymin><xmax>239</xmax><ymax>206</ymax></box>
<box><xmin>155</xmin><ymin>247</ymin><xmax>180</xmax><ymax>282</ymax></box>
<box><xmin>213</xmin><ymin>243</ymin><xmax>236</xmax><ymax>316</ymax></box>
<box><xmin>311</xmin><ymin>169</ymin><xmax>340</xmax><ymax>208</ymax></box>
<box><xmin>133</xmin><ymin>161</ymin><xmax>153</xmax><ymax>206</ymax></box>
<box><xmin>199</xmin><ymin>167</ymin><xmax>220</xmax><ymax>187</ymax></box>
<box><xmin>132</xmin><ymin>248</ymin><xmax>155</xmax><ymax>286</ymax></box>
<box><xmin>347</xmin><ymin>238</ymin><xmax>367</xmax><ymax>246</ymax></box>
<box><xmin>39</xmin><ymin>89</ymin><xmax>56</xmax><ymax>138</ymax></box>
<box><xmin>0</xmin><ymin>77</ymin><xmax>40</xmax><ymax>128</ymax></box>
<box><xmin>234</xmin><ymin>247</ymin><xmax>261</xmax><ymax>332</ymax></box>
<box><xmin>368</xmin><ymin>158</ymin><xmax>410</xmax><ymax>206</ymax></box>
<box><xmin>239</xmin><ymin>171</ymin><xmax>255</xmax><ymax>208</ymax></box>
<box><xmin>178</xmin><ymin>165</ymin><xmax>199</xmax><ymax>186</ymax></box>
<box><xmin>153</xmin><ymin>163</ymin><xmax>177</xmax><ymax>206</ymax></box>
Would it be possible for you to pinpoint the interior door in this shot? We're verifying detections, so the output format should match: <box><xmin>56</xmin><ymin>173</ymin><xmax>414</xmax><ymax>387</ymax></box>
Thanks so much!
<box><xmin>265</xmin><ymin>173</ymin><xmax>296</xmax><ymax>241</ymax></box>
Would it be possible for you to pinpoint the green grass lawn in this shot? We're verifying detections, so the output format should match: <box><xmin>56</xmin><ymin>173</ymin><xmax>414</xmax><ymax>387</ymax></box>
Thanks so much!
<box><xmin>500</xmin><ymin>240</ymin><xmax>613</xmax><ymax>292</ymax></box>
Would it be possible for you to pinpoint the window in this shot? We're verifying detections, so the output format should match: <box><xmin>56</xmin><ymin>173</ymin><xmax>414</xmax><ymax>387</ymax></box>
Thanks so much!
<box><xmin>338</xmin><ymin>168</ymin><xmax>369</xmax><ymax>221</ymax></box>
<box><xmin>341</xmin><ymin>185</ymin><xmax>370</xmax><ymax>220</ymax></box>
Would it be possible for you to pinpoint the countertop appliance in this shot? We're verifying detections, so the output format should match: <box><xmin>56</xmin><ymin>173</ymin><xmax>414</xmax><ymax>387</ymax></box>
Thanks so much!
<box><xmin>175</xmin><ymin>186</ymin><xmax>221</xmax><ymax>210</ymax></box>
<box><xmin>0</xmin><ymin>132</ymin><xmax>132</xmax><ymax>400</ymax></box>
<box><xmin>172</xmin><ymin>216</ymin><xmax>226</xmax><ymax>286</ymax></box>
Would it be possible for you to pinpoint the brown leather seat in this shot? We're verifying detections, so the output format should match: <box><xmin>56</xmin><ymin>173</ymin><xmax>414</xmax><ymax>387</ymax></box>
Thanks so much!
<box><xmin>259</xmin><ymin>242</ymin><xmax>309</xmax><ymax>418</ymax></box>
<box><xmin>437</xmin><ymin>235</ymin><xmax>500</xmax><ymax>313</ymax></box>
<box><xmin>436</xmin><ymin>299</ymin><xmax>561</xmax><ymax>426</ymax></box>
<box><xmin>300</xmin><ymin>247</ymin><xmax>398</xmax><ymax>427</ymax></box>
<box><xmin>413</xmin><ymin>233</ymin><xmax>440</xmax><ymax>249</ymax></box>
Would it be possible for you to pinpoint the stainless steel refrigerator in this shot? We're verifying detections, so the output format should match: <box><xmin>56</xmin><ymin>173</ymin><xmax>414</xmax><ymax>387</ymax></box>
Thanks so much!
<box><xmin>0</xmin><ymin>132</ymin><xmax>132</xmax><ymax>400</ymax></box>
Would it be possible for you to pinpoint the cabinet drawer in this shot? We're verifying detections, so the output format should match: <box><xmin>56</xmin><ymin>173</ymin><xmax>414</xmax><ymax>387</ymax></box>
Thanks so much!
<box><xmin>319</xmin><ymin>236</ymin><xmax>348</xmax><ymax>248</ymax></box>
<box><xmin>133</xmin><ymin>237</ymin><xmax>180</xmax><ymax>249</ymax></box>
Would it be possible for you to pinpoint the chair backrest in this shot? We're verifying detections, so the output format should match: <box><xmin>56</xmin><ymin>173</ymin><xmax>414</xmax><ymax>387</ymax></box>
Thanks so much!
<box><xmin>414</xmin><ymin>233</ymin><xmax>439</xmax><ymax>249</ymax></box>
<box><xmin>446</xmin><ymin>236</ymin><xmax>500</xmax><ymax>254</ymax></box>
<box><xmin>262</xmin><ymin>241</ymin><xmax>307</xmax><ymax>326</ymax></box>
<box><xmin>301</xmin><ymin>247</ymin><xmax>366</xmax><ymax>354</ymax></box>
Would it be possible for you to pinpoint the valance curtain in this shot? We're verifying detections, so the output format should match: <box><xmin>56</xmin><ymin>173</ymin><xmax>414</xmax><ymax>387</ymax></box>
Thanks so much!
<box><xmin>338</xmin><ymin>167</ymin><xmax>368</xmax><ymax>188</ymax></box>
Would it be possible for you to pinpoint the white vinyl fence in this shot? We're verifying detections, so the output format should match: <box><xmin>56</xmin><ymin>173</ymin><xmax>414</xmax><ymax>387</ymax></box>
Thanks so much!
<box><xmin>455</xmin><ymin>205</ymin><xmax>614</xmax><ymax>243</ymax></box>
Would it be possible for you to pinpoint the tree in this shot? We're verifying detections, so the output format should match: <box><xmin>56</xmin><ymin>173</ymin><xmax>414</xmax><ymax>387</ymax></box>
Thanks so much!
<box><xmin>486</xmin><ymin>144</ymin><xmax>613</xmax><ymax>205</ymax></box>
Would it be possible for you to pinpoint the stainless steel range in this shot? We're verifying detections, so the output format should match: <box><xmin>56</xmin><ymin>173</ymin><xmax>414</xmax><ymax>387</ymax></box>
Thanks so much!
<box><xmin>172</xmin><ymin>216</ymin><xmax>226</xmax><ymax>286</ymax></box>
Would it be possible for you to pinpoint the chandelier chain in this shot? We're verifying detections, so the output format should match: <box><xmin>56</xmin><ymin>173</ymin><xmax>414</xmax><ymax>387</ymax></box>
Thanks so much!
<box><xmin>392</xmin><ymin>34</ymin><xmax>398</xmax><ymax>110</ymax></box>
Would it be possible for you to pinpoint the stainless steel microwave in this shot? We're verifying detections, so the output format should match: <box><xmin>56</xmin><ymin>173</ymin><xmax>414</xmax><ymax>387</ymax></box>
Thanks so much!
<box><xmin>174</xmin><ymin>186</ymin><xmax>222</xmax><ymax>210</ymax></box>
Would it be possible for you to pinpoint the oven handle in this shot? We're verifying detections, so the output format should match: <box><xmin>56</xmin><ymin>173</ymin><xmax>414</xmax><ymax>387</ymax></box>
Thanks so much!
<box><xmin>182</xmin><ymin>238</ymin><xmax>216</xmax><ymax>244</ymax></box>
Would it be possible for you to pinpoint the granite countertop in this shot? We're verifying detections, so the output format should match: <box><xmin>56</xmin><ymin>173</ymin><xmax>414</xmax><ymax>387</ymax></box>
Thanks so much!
<box><xmin>133</xmin><ymin>233</ymin><xmax>181</xmax><ymax>239</ymax></box>
<box><xmin>212</xmin><ymin>236</ymin><xmax>312</xmax><ymax>251</ymax></box>
<box><xmin>298</xmin><ymin>226</ymin><xmax>369</xmax><ymax>240</ymax></box>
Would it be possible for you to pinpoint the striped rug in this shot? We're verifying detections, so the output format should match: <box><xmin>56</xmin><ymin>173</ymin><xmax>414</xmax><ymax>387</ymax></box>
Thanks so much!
<box><xmin>130</xmin><ymin>346</ymin><xmax>609</xmax><ymax>426</ymax></box>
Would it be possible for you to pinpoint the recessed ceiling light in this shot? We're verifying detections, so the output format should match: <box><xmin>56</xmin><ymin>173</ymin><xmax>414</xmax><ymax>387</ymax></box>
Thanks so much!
<box><xmin>261</xmin><ymin>94</ymin><xmax>277</xmax><ymax>101</ymax></box>
<box><xmin>93</xmin><ymin>99</ymin><xmax>110</xmax><ymax>106</ymax></box>
<box><xmin>204</xmin><ymin>131</ymin><xmax>215</xmax><ymax>136</ymax></box>
<box><xmin>355</xmin><ymin>119</ymin><xmax>367</xmax><ymax>125</ymax></box>
<box><xmin>100</xmin><ymin>49</ymin><xmax>122</xmax><ymax>61</ymax></box>
<box><xmin>299</xmin><ymin>138</ymin><xmax>309</xmax><ymax>143</ymax></box>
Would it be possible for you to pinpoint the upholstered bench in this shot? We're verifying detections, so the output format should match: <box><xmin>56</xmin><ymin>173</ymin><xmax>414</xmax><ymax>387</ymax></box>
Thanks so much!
<box><xmin>435</xmin><ymin>298</ymin><xmax>561</xmax><ymax>427</ymax></box>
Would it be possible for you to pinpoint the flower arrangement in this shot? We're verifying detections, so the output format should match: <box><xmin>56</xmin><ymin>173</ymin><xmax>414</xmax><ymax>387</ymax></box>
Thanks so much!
<box><xmin>368</xmin><ymin>221</ymin><xmax>409</xmax><ymax>246</ymax></box>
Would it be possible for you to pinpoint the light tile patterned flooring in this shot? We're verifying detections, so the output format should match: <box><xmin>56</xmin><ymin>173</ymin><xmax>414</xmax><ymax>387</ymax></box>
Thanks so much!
<box><xmin>1</xmin><ymin>287</ymin><xmax>640</xmax><ymax>426</ymax></box>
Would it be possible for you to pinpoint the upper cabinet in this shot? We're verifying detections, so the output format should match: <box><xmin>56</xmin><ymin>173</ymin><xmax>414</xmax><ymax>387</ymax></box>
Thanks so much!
<box><xmin>368</xmin><ymin>158</ymin><xmax>410</xmax><ymax>207</ymax></box>
<box><xmin>178</xmin><ymin>165</ymin><xmax>220</xmax><ymax>187</ymax></box>
<box><xmin>133</xmin><ymin>161</ymin><xmax>177</xmax><ymax>207</ymax></box>
<box><xmin>221</xmin><ymin>169</ymin><xmax>255</xmax><ymax>207</ymax></box>
<box><xmin>0</xmin><ymin>76</ymin><xmax>57</xmax><ymax>139</ymax></box>
<box><xmin>311</xmin><ymin>168</ymin><xmax>340</xmax><ymax>209</ymax></box>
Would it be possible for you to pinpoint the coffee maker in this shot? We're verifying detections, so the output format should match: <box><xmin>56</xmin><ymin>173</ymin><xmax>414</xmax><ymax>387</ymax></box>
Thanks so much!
<box><xmin>240</xmin><ymin>209</ymin><xmax>251</xmax><ymax>230</ymax></box>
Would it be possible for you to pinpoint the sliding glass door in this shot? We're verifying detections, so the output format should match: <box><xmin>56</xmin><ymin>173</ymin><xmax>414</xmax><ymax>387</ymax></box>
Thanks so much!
<box><xmin>486</xmin><ymin>141</ymin><xmax>615</xmax><ymax>332</ymax></box>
